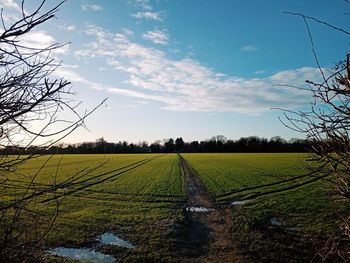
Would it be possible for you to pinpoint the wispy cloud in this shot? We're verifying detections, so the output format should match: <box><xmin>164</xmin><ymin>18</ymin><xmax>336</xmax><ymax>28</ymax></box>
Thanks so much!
<box><xmin>58</xmin><ymin>24</ymin><xmax>76</xmax><ymax>32</ymax></box>
<box><xmin>131</xmin><ymin>11</ymin><xmax>162</xmax><ymax>21</ymax></box>
<box><xmin>56</xmin><ymin>64</ymin><xmax>88</xmax><ymax>83</ymax></box>
<box><xmin>142</xmin><ymin>29</ymin><xmax>168</xmax><ymax>45</ymax></box>
<box><xmin>129</xmin><ymin>0</ymin><xmax>153</xmax><ymax>10</ymax></box>
<box><xmin>0</xmin><ymin>0</ymin><xmax>20</xmax><ymax>11</ymax></box>
<box><xmin>0</xmin><ymin>0</ymin><xmax>22</xmax><ymax>23</ymax></box>
<box><xmin>18</xmin><ymin>30</ymin><xmax>69</xmax><ymax>54</ymax></box>
<box><xmin>121</xmin><ymin>28</ymin><xmax>134</xmax><ymax>36</ymax></box>
<box><xmin>66</xmin><ymin>25</ymin><xmax>76</xmax><ymax>31</ymax></box>
<box><xmin>74</xmin><ymin>25</ymin><xmax>321</xmax><ymax>114</ymax></box>
<box><xmin>241</xmin><ymin>45</ymin><xmax>258</xmax><ymax>52</ymax></box>
<box><xmin>0</xmin><ymin>3</ymin><xmax>69</xmax><ymax>55</ymax></box>
<box><xmin>81</xmin><ymin>4</ymin><xmax>103</xmax><ymax>12</ymax></box>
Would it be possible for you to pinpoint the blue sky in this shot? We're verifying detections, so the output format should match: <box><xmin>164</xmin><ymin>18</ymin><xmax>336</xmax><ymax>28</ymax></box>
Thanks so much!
<box><xmin>1</xmin><ymin>0</ymin><xmax>349</xmax><ymax>143</ymax></box>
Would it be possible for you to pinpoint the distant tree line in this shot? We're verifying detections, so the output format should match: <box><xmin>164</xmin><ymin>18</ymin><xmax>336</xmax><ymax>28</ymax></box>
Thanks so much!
<box><xmin>0</xmin><ymin>135</ymin><xmax>310</xmax><ymax>154</ymax></box>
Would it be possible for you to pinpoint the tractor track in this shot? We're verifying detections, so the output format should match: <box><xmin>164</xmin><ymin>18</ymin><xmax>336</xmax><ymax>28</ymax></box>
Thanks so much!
<box><xmin>172</xmin><ymin>155</ymin><xmax>244</xmax><ymax>262</ymax></box>
<box><xmin>41</xmin><ymin>156</ymin><xmax>162</xmax><ymax>203</ymax></box>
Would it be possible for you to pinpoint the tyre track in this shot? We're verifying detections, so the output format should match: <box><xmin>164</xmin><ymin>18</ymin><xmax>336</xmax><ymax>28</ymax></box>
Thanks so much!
<box><xmin>172</xmin><ymin>155</ymin><xmax>244</xmax><ymax>262</ymax></box>
<box><xmin>41</xmin><ymin>156</ymin><xmax>162</xmax><ymax>203</ymax></box>
<box><xmin>0</xmin><ymin>155</ymin><xmax>169</xmax><ymax>211</ymax></box>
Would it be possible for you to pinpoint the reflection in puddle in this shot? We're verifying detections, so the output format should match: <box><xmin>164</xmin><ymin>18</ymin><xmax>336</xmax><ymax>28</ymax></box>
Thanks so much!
<box><xmin>270</xmin><ymin>218</ymin><xmax>282</xmax><ymax>226</ymax></box>
<box><xmin>231</xmin><ymin>200</ymin><xmax>245</xmax><ymax>206</ymax></box>
<box><xmin>186</xmin><ymin>206</ymin><xmax>215</xmax><ymax>213</ymax></box>
<box><xmin>49</xmin><ymin>247</ymin><xmax>116</xmax><ymax>263</ymax></box>
<box><xmin>99</xmin><ymin>233</ymin><xmax>135</xmax><ymax>249</ymax></box>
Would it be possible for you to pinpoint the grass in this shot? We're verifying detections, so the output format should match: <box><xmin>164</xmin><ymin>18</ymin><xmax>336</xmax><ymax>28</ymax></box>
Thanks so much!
<box><xmin>182</xmin><ymin>153</ymin><xmax>347</xmax><ymax>232</ymax></box>
<box><xmin>2</xmin><ymin>153</ymin><xmax>185</xmax><ymax>262</ymax></box>
<box><xmin>2</xmin><ymin>153</ymin><xmax>349</xmax><ymax>262</ymax></box>
<box><xmin>182</xmin><ymin>153</ymin><xmax>308</xmax><ymax>198</ymax></box>
<box><xmin>182</xmin><ymin>153</ymin><xmax>350</xmax><ymax>262</ymax></box>
<box><xmin>7</xmin><ymin>153</ymin><xmax>185</xmax><ymax>201</ymax></box>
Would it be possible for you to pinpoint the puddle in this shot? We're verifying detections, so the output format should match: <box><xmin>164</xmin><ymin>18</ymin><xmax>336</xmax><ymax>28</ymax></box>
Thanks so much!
<box><xmin>99</xmin><ymin>233</ymin><xmax>135</xmax><ymax>249</ymax></box>
<box><xmin>48</xmin><ymin>247</ymin><xmax>116</xmax><ymax>263</ymax></box>
<box><xmin>270</xmin><ymin>218</ymin><xmax>282</xmax><ymax>226</ymax></box>
<box><xmin>231</xmin><ymin>200</ymin><xmax>245</xmax><ymax>206</ymax></box>
<box><xmin>287</xmin><ymin>227</ymin><xmax>298</xmax><ymax>234</ymax></box>
<box><xmin>185</xmin><ymin>206</ymin><xmax>215</xmax><ymax>213</ymax></box>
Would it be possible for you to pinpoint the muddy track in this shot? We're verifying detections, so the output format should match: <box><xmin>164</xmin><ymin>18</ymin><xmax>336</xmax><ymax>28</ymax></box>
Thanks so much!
<box><xmin>172</xmin><ymin>155</ymin><xmax>244</xmax><ymax>263</ymax></box>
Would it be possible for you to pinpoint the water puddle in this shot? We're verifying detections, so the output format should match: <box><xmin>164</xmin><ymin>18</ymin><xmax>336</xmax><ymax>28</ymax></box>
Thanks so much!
<box><xmin>48</xmin><ymin>247</ymin><xmax>116</xmax><ymax>263</ymax></box>
<box><xmin>185</xmin><ymin>206</ymin><xmax>215</xmax><ymax>213</ymax></box>
<box><xmin>231</xmin><ymin>200</ymin><xmax>245</xmax><ymax>206</ymax></box>
<box><xmin>287</xmin><ymin>227</ymin><xmax>298</xmax><ymax>234</ymax></box>
<box><xmin>98</xmin><ymin>233</ymin><xmax>135</xmax><ymax>249</ymax></box>
<box><xmin>270</xmin><ymin>218</ymin><xmax>282</xmax><ymax>226</ymax></box>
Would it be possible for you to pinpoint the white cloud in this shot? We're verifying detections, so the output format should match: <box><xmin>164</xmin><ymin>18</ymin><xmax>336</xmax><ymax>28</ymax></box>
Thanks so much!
<box><xmin>74</xmin><ymin>25</ymin><xmax>322</xmax><ymax>114</ymax></box>
<box><xmin>16</xmin><ymin>30</ymin><xmax>69</xmax><ymax>54</ymax></box>
<box><xmin>0</xmin><ymin>3</ymin><xmax>69</xmax><ymax>55</ymax></box>
<box><xmin>57</xmin><ymin>24</ymin><xmax>76</xmax><ymax>31</ymax></box>
<box><xmin>142</xmin><ymin>29</ymin><xmax>168</xmax><ymax>45</ymax></box>
<box><xmin>121</xmin><ymin>28</ymin><xmax>134</xmax><ymax>36</ymax></box>
<box><xmin>3</xmin><ymin>30</ymin><xmax>69</xmax><ymax>55</ymax></box>
<box><xmin>62</xmin><ymin>64</ymin><xmax>79</xmax><ymax>69</ymax></box>
<box><xmin>20</xmin><ymin>31</ymin><xmax>55</xmax><ymax>48</ymax></box>
<box><xmin>129</xmin><ymin>0</ymin><xmax>153</xmax><ymax>10</ymax></box>
<box><xmin>131</xmin><ymin>11</ymin><xmax>162</xmax><ymax>21</ymax></box>
<box><xmin>0</xmin><ymin>0</ymin><xmax>20</xmax><ymax>11</ymax></box>
<box><xmin>56</xmin><ymin>64</ymin><xmax>86</xmax><ymax>83</ymax></box>
<box><xmin>0</xmin><ymin>0</ymin><xmax>23</xmax><ymax>23</ymax></box>
<box><xmin>81</xmin><ymin>4</ymin><xmax>103</xmax><ymax>12</ymax></box>
<box><xmin>66</xmin><ymin>25</ymin><xmax>76</xmax><ymax>31</ymax></box>
<box><xmin>241</xmin><ymin>45</ymin><xmax>258</xmax><ymax>52</ymax></box>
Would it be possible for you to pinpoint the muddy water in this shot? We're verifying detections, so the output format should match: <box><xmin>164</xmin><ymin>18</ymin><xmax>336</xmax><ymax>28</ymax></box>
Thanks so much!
<box><xmin>185</xmin><ymin>206</ymin><xmax>215</xmax><ymax>213</ymax></box>
<box><xmin>231</xmin><ymin>200</ymin><xmax>245</xmax><ymax>205</ymax></box>
<box><xmin>270</xmin><ymin>218</ymin><xmax>282</xmax><ymax>226</ymax></box>
<box><xmin>49</xmin><ymin>247</ymin><xmax>116</xmax><ymax>263</ymax></box>
<box><xmin>48</xmin><ymin>233</ymin><xmax>135</xmax><ymax>262</ymax></box>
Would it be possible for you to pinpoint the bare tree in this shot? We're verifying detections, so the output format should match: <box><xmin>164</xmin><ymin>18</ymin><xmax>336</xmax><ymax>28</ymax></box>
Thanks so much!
<box><xmin>279</xmin><ymin>10</ymin><xmax>350</xmax><ymax>261</ymax></box>
<box><xmin>0</xmin><ymin>1</ymin><xmax>105</xmax><ymax>261</ymax></box>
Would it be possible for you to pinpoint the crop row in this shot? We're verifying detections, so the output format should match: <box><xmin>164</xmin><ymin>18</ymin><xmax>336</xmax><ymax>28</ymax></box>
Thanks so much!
<box><xmin>182</xmin><ymin>153</ymin><xmax>349</xmax><ymax>236</ymax></box>
<box><xmin>5</xmin><ymin>154</ymin><xmax>186</xmax><ymax>204</ymax></box>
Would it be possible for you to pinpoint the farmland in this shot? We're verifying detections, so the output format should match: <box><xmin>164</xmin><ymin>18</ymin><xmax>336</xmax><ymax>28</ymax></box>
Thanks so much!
<box><xmin>183</xmin><ymin>153</ymin><xmax>345</xmax><ymax>232</ymax></box>
<box><xmin>2</xmin><ymin>153</ymin><xmax>348</xmax><ymax>262</ymax></box>
<box><xmin>2</xmin><ymin>154</ymin><xmax>185</xmax><ymax>262</ymax></box>
<box><xmin>183</xmin><ymin>153</ymin><xmax>350</xmax><ymax>262</ymax></box>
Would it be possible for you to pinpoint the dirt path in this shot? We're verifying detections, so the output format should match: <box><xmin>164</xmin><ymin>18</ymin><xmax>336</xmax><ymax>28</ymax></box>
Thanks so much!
<box><xmin>172</xmin><ymin>155</ymin><xmax>244</xmax><ymax>263</ymax></box>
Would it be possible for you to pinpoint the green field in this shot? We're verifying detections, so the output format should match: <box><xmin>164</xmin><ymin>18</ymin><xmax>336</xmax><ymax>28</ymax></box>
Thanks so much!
<box><xmin>2</xmin><ymin>153</ymin><xmax>348</xmax><ymax>262</ymax></box>
<box><xmin>183</xmin><ymin>153</ymin><xmax>349</xmax><ymax>261</ymax></box>
<box><xmin>183</xmin><ymin>153</ymin><xmax>344</xmax><ymax>232</ymax></box>
<box><xmin>3</xmin><ymin>154</ymin><xmax>186</xmax><ymax>262</ymax></box>
<box><xmin>183</xmin><ymin>153</ymin><xmax>308</xmax><ymax>199</ymax></box>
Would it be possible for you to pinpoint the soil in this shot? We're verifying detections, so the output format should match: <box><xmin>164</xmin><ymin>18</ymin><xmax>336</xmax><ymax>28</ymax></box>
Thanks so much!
<box><xmin>171</xmin><ymin>155</ymin><xmax>245</xmax><ymax>263</ymax></box>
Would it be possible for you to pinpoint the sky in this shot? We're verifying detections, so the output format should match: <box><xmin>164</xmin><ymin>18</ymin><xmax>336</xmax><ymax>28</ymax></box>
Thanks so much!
<box><xmin>1</xmin><ymin>0</ymin><xmax>349</xmax><ymax>144</ymax></box>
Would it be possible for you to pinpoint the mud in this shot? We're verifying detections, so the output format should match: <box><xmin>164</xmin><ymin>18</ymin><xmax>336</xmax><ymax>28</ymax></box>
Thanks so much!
<box><xmin>172</xmin><ymin>155</ymin><xmax>244</xmax><ymax>263</ymax></box>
